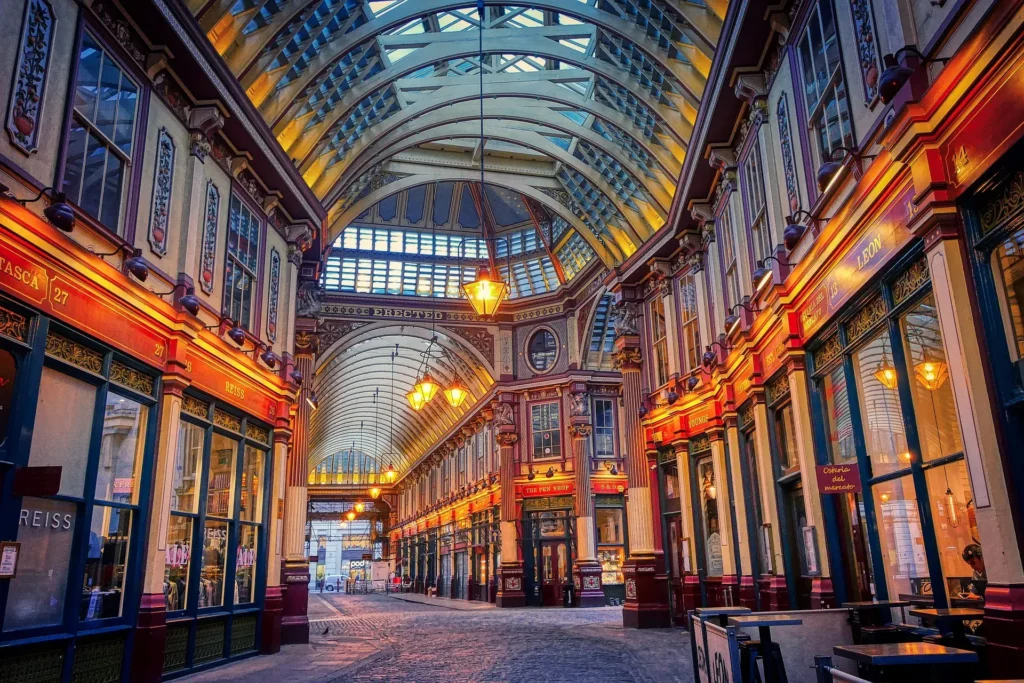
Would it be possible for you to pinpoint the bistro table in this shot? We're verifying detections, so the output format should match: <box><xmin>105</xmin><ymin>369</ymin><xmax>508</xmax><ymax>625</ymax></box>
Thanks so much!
<box><xmin>694</xmin><ymin>606</ymin><xmax>751</xmax><ymax>627</ymax></box>
<box><xmin>728</xmin><ymin>614</ymin><xmax>803</xmax><ymax>683</ymax></box>
<box><xmin>909</xmin><ymin>608</ymin><xmax>986</xmax><ymax>646</ymax></box>
<box><xmin>843</xmin><ymin>600</ymin><xmax>911</xmax><ymax>643</ymax></box>
<box><xmin>833</xmin><ymin>643</ymin><xmax>978</xmax><ymax>683</ymax></box>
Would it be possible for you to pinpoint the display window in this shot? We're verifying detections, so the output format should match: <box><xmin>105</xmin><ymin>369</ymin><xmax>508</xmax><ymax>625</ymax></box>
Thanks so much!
<box><xmin>164</xmin><ymin>393</ymin><xmax>271</xmax><ymax>637</ymax></box>
<box><xmin>595</xmin><ymin>506</ymin><xmax>625</xmax><ymax>585</ymax></box>
<box><xmin>0</xmin><ymin>312</ymin><xmax>158</xmax><ymax>648</ymax></box>
<box><xmin>809</xmin><ymin>254</ymin><xmax>982</xmax><ymax>609</ymax></box>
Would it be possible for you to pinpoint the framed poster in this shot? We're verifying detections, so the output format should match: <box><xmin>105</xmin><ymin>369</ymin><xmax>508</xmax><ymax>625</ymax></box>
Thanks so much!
<box><xmin>681</xmin><ymin>537</ymin><xmax>692</xmax><ymax>574</ymax></box>
<box><xmin>760</xmin><ymin>523</ymin><xmax>774</xmax><ymax>575</ymax></box>
<box><xmin>0</xmin><ymin>541</ymin><xmax>20</xmax><ymax>578</ymax></box>
<box><xmin>803</xmin><ymin>526</ymin><xmax>820</xmax><ymax>576</ymax></box>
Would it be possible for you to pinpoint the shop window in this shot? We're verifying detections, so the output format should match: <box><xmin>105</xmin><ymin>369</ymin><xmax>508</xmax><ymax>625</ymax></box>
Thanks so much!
<box><xmin>531</xmin><ymin>402</ymin><xmax>561</xmax><ymax>458</ymax></box>
<box><xmin>592</xmin><ymin>398</ymin><xmax>615</xmax><ymax>457</ymax></box>
<box><xmin>27</xmin><ymin>366</ymin><xmax>97</xmax><ymax>497</ymax></box>
<box><xmin>852</xmin><ymin>332</ymin><xmax>910</xmax><ymax>478</ymax></box>
<box><xmin>990</xmin><ymin>225</ymin><xmax>1024</xmax><ymax>364</ymax></box>
<box><xmin>872</xmin><ymin>476</ymin><xmax>929</xmax><ymax>598</ymax></box>
<box><xmin>62</xmin><ymin>32</ymin><xmax>140</xmax><ymax>233</ymax></box>
<box><xmin>772</xmin><ymin>403</ymin><xmax>800</xmax><ymax>472</ymax></box>
<box><xmin>527</xmin><ymin>328</ymin><xmax>557</xmax><ymax>372</ymax></box>
<box><xmin>696</xmin><ymin>457</ymin><xmax>724</xmax><ymax>577</ymax></box>
<box><xmin>679</xmin><ymin>274</ymin><xmax>701</xmax><ymax>373</ymax></box>
<box><xmin>821</xmin><ymin>364</ymin><xmax>857</xmax><ymax>463</ymax></box>
<box><xmin>596</xmin><ymin>508</ymin><xmax>623</xmax><ymax>545</ymax></box>
<box><xmin>797</xmin><ymin>0</ymin><xmax>854</xmax><ymax>169</ymax></box>
<box><xmin>663</xmin><ymin>462</ymin><xmax>680</xmax><ymax>500</ymax></box>
<box><xmin>649</xmin><ymin>296</ymin><xmax>669</xmax><ymax>387</ymax></box>
<box><xmin>743</xmin><ymin>138</ymin><xmax>772</xmax><ymax>264</ymax></box>
<box><xmin>224</xmin><ymin>195</ymin><xmax>262</xmax><ymax>330</ymax></box>
<box><xmin>924</xmin><ymin>460</ymin><xmax>981</xmax><ymax>597</ymax></box>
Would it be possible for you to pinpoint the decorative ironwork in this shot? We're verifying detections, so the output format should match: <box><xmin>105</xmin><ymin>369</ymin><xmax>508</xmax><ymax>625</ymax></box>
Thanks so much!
<box><xmin>109</xmin><ymin>361</ymin><xmax>154</xmax><ymax>395</ymax></box>
<box><xmin>845</xmin><ymin>295</ymin><xmax>888</xmax><ymax>341</ymax></box>
<box><xmin>193</xmin><ymin>619</ymin><xmax>226</xmax><ymax>665</ymax></box>
<box><xmin>230</xmin><ymin>615</ymin><xmax>258</xmax><ymax>655</ymax></box>
<box><xmin>689</xmin><ymin>433</ymin><xmax>711</xmax><ymax>454</ymax></box>
<box><xmin>71</xmin><ymin>634</ymin><xmax>125</xmax><ymax>682</ymax></box>
<box><xmin>246</xmin><ymin>423</ymin><xmax>270</xmax><ymax>445</ymax></box>
<box><xmin>7</xmin><ymin>0</ymin><xmax>55</xmax><ymax>155</ymax></box>
<box><xmin>213</xmin><ymin>409</ymin><xmax>241</xmax><ymax>432</ymax></box>
<box><xmin>595</xmin><ymin>494</ymin><xmax>623</xmax><ymax>506</ymax></box>
<box><xmin>892</xmin><ymin>258</ymin><xmax>930</xmax><ymax>305</ymax></box>
<box><xmin>738</xmin><ymin>401</ymin><xmax>755</xmax><ymax>429</ymax></box>
<box><xmin>162</xmin><ymin>623</ymin><xmax>190</xmax><ymax>673</ymax></box>
<box><xmin>849</xmin><ymin>0</ymin><xmax>881</xmax><ymax>103</ymax></box>
<box><xmin>267</xmin><ymin>247</ymin><xmax>280</xmax><ymax>342</ymax></box>
<box><xmin>148</xmin><ymin>127</ymin><xmax>176</xmax><ymax>256</ymax></box>
<box><xmin>522</xmin><ymin>495</ymin><xmax>573</xmax><ymax>511</ymax></box>
<box><xmin>765</xmin><ymin>373</ymin><xmax>791</xmax><ymax>404</ymax></box>
<box><xmin>182</xmin><ymin>394</ymin><xmax>210</xmax><ymax>419</ymax></box>
<box><xmin>200</xmin><ymin>181</ymin><xmax>220</xmax><ymax>294</ymax></box>
<box><xmin>0</xmin><ymin>643</ymin><xmax>64</xmax><ymax>682</ymax></box>
<box><xmin>777</xmin><ymin>95</ymin><xmax>800</xmax><ymax>213</ymax></box>
<box><xmin>979</xmin><ymin>168</ymin><xmax>1024</xmax><ymax>235</ymax></box>
<box><xmin>0</xmin><ymin>306</ymin><xmax>28</xmax><ymax>342</ymax></box>
<box><xmin>813</xmin><ymin>333</ymin><xmax>844</xmax><ymax>369</ymax></box>
<box><xmin>45</xmin><ymin>332</ymin><xmax>103</xmax><ymax>373</ymax></box>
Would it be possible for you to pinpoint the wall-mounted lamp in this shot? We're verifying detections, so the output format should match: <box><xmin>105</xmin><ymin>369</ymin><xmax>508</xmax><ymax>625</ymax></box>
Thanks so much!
<box><xmin>752</xmin><ymin>255</ymin><xmax>784</xmax><ymax>292</ymax></box>
<box><xmin>179</xmin><ymin>287</ymin><xmax>202</xmax><ymax>316</ymax></box>
<box><xmin>701</xmin><ymin>340</ymin><xmax>732</xmax><ymax>369</ymax></box>
<box><xmin>610</xmin><ymin>464</ymin><xmax>618</xmax><ymax>476</ymax></box>
<box><xmin>545</xmin><ymin>467</ymin><xmax>555</xmax><ymax>478</ymax></box>
<box><xmin>783</xmin><ymin>210</ymin><xmax>820</xmax><ymax>250</ymax></box>
<box><xmin>527</xmin><ymin>466</ymin><xmax>536</xmax><ymax>481</ymax></box>
<box><xmin>259</xmin><ymin>345</ymin><xmax>280</xmax><ymax>369</ymax></box>
<box><xmin>724</xmin><ymin>302</ymin><xmax>759</xmax><ymax>335</ymax></box>
<box><xmin>878</xmin><ymin>46</ymin><xmax>950</xmax><ymax>105</ymax></box>
<box><xmin>227</xmin><ymin>323</ymin><xmax>247</xmax><ymax>346</ymax></box>
<box><xmin>306</xmin><ymin>390</ymin><xmax>319</xmax><ymax>412</ymax></box>
<box><xmin>686</xmin><ymin>375</ymin><xmax>700</xmax><ymax>392</ymax></box>
<box><xmin>290</xmin><ymin>370</ymin><xmax>304</xmax><ymax>386</ymax></box>
<box><xmin>816</xmin><ymin>146</ymin><xmax>878</xmax><ymax>194</ymax></box>
<box><xmin>0</xmin><ymin>184</ymin><xmax>75</xmax><ymax>232</ymax></box>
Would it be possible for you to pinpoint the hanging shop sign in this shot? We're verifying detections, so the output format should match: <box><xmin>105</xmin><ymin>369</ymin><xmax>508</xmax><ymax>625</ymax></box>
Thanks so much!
<box><xmin>519</xmin><ymin>480</ymin><xmax>574</xmax><ymax>498</ymax></box>
<box><xmin>0</xmin><ymin>233</ymin><xmax>168</xmax><ymax>365</ymax></box>
<box><xmin>798</xmin><ymin>186</ymin><xmax>915</xmax><ymax>338</ymax></box>
<box><xmin>815</xmin><ymin>463</ymin><xmax>862</xmax><ymax>494</ymax></box>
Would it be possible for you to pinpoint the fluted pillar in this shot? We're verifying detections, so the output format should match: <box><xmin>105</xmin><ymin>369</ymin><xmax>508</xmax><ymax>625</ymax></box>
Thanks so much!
<box><xmin>495</xmin><ymin>401</ymin><xmax>526</xmax><ymax>607</ymax></box>
<box><xmin>281</xmin><ymin>330</ymin><xmax>315</xmax><ymax>644</ymax></box>
<box><xmin>262</xmin><ymin>426</ymin><xmax>289</xmax><ymax>653</ymax></box>
<box><xmin>615</xmin><ymin>332</ymin><xmax>671</xmax><ymax>627</ymax></box>
<box><xmin>570</xmin><ymin>406</ymin><xmax>604</xmax><ymax>606</ymax></box>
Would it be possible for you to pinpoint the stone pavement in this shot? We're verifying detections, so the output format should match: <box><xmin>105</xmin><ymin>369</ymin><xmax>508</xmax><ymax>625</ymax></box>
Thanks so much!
<box><xmin>179</xmin><ymin>593</ymin><xmax>694</xmax><ymax>682</ymax></box>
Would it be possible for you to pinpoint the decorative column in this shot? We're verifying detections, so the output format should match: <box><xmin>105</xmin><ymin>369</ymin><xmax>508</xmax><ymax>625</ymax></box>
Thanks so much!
<box><xmin>281</xmin><ymin>327</ymin><xmax>316</xmax><ymax>644</ymax></box>
<box><xmin>133</xmin><ymin>363</ymin><xmax>189</xmax><ymax>683</ymax></box>
<box><xmin>262</xmin><ymin>418</ymin><xmax>290</xmax><ymax>653</ymax></box>
<box><xmin>569</xmin><ymin>388</ymin><xmax>603</xmax><ymax>606</ymax></box>
<box><xmin>494</xmin><ymin>399</ymin><xmax>525</xmax><ymax>607</ymax></box>
<box><xmin>673</xmin><ymin>440</ymin><xmax>702</xmax><ymax>616</ymax></box>
<box><xmin>613</xmin><ymin>300</ymin><xmax>671</xmax><ymax>627</ymax></box>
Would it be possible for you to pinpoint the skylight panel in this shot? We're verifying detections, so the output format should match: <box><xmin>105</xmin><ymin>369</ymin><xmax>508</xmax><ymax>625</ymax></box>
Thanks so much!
<box><xmin>369</xmin><ymin>0</ymin><xmax>406</xmax><ymax>18</ymax></box>
<box><xmin>386</xmin><ymin>18</ymin><xmax>426</xmax><ymax>35</ymax></box>
<box><xmin>386</xmin><ymin>47</ymin><xmax>417</xmax><ymax>63</ymax></box>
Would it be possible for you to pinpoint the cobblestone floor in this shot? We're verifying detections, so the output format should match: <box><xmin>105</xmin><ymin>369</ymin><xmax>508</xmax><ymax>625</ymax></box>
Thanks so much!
<box><xmin>179</xmin><ymin>593</ymin><xmax>694</xmax><ymax>683</ymax></box>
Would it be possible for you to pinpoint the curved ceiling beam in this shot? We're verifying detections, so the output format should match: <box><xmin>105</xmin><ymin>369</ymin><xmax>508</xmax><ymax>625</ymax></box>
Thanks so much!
<box><xmin>324</xmin><ymin>169</ymin><xmax>625</xmax><ymax>265</ymax></box>
<box><xmin>326</xmin><ymin>76</ymin><xmax>684</xmax><ymax>187</ymax></box>
<box><xmin>278</xmin><ymin>37</ymin><xmax>692</xmax><ymax>166</ymax></box>
<box><xmin>256</xmin><ymin>0</ymin><xmax>714</xmax><ymax>126</ymax></box>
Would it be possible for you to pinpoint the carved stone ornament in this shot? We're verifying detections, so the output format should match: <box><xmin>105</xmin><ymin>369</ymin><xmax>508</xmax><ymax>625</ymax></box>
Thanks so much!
<box><xmin>7</xmin><ymin>0</ymin><xmax>55</xmax><ymax>156</ymax></box>
<box><xmin>612</xmin><ymin>348</ymin><xmax>642</xmax><ymax>371</ymax></box>
<box><xmin>569</xmin><ymin>392</ymin><xmax>591</xmax><ymax>418</ymax></box>
<box><xmin>569</xmin><ymin>423</ymin><xmax>593</xmax><ymax>438</ymax></box>
<box><xmin>610</xmin><ymin>300</ymin><xmax>639</xmax><ymax>336</ymax></box>
<box><xmin>295</xmin><ymin>283</ymin><xmax>324</xmax><ymax>318</ymax></box>
<box><xmin>287</xmin><ymin>243</ymin><xmax>304</xmax><ymax>268</ymax></box>
<box><xmin>496</xmin><ymin>433</ymin><xmax>519</xmax><ymax>446</ymax></box>
<box><xmin>287</xmin><ymin>223</ymin><xmax>314</xmax><ymax>252</ymax></box>
<box><xmin>493</xmin><ymin>403</ymin><xmax>515</xmax><ymax>427</ymax></box>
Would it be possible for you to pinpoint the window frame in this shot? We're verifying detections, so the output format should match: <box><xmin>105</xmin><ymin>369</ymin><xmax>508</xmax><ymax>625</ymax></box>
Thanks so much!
<box><xmin>677</xmin><ymin>273</ymin><xmax>702</xmax><ymax>374</ymax></box>
<box><xmin>529</xmin><ymin>401</ymin><xmax>562</xmax><ymax>460</ymax></box>
<box><xmin>57</xmin><ymin>22</ymin><xmax>150</xmax><ymax>242</ymax></box>
<box><xmin>740</xmin><ymin>135</ymin><xmax>772</xmax><ymax>267</ymax></box>
<box><xmin>591</xmin><ymin>396</ymin><xmax>617</xmax><ymax>459</ymax></box>
<box><xmin>222</xmin><ymin>190</ymin><xmax>267</xmax><ymax>333</ymax></box>
<box><xmin>648</xmin><ymin>295</ymin><xmax>670</xmax><ymax>388</ymax></box>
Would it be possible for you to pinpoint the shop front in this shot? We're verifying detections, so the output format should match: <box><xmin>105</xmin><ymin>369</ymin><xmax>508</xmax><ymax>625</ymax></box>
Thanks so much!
<box><xmin>521</xmin><ymin>493</ymin><xmax>575</xmax><ymax>607</ymax></box>
<box><xmin>594</xmin><ymin>493</ymin><xmax>626</xmax><ymax>604</ymax></box>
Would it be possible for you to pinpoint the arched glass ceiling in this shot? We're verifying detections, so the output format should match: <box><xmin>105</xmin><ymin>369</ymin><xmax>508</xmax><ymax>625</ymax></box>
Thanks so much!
<box><xmin>193</xmin><ymin>0</ymin><xmax>728</xmax><ymax>268</ymax></box>
<box><xmin>309</xmin><ymin>324</ymin><xmax>496</xmax><ymax>477</ymax></box>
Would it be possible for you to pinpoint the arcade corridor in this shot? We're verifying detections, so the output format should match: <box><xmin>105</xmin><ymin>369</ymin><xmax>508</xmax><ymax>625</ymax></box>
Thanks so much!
<box><xmin>179</xmin><ymin>594</ymin><xmax>692</xmax><ymax>683</ymax></box>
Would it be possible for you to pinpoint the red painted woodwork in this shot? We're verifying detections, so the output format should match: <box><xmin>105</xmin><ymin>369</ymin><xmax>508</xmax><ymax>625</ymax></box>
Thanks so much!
<box><xmin>131</xmin><ymin>592</ymin><xmax>167</xmax><ymax>683</ymax></box>
<box><xmin>622</xmin><ymin>553</ymin><xmax>670</xmax><ymax>628</ymax></box>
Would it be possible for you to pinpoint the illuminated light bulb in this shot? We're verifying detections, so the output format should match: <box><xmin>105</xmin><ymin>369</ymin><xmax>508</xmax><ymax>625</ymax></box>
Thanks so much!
<box><xmin>914</xmin><ymin>359</ymin><xmax>949</xmax><ymax>391</ymax></box>
<box><xmin>416</xmin><ymin>372</ymin><xmax>440</xmax><ymax>403</ymax></box>
<box><xmin>873</xmin><ymin>362</ymin><xmax>899</xmax><ymax>390</ymax></box>
<box><xmin>899</xmin><ymin>451</ymin><xmax>912</xmax><ymax>464</ymax></box>
<box><xmin>407</xmin><ymin>388</ymin><xmax>425</xmax><ymax>410</ymax></box>
<box><xmin>461</xmin><ymin>266</ymin><xmax>509</xmax><ymax>317</ymax></box>
<box><xmin>370</xmin><ymin>487</ymin><xmax>381</xmax><ymax>499</ymax></box>
<box><xmin>443</xmin><ymin>378</ymin><xmax>469</xmax><ymax>408</ymax></box>
<box><xmin>346</xmin><ymin>510</ymin><xmax>356</xmax><ymax>521</ymax></box>
<box><xmin>880</xmin><ymin>492</ymin><xmax>891</xmax><ymax>503</ymax></box>
<box><xmin>945</xmin><ymin>488</ymin><xmax>962</xmax><ymax>528</ymax></box>
<box><xmin>385</xmin><ymin>464</ymin><xmax>397</xmax><ymax>482</ymax></box>
<box><xmin>355</xmin><ymin>502</ymin><xmax>365</xmax><ymax>513</ymax></box>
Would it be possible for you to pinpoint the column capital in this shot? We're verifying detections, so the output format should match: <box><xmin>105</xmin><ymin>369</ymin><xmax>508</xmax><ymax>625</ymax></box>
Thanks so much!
<box><xmin>496</xmin><ymin>433</ymin><xmax>518</xmax><ymax>446</ymax></box>
<box><xmin>569</xmin><ymin>423</ymin><xmax>593</xmax><ymax>439</ymax></box>
<box><xmin>161</xmin><ymin>374</ymin><xmax>190</xmax><ymax>397</ymax></box>
<box><xmin>612</xmin><ymin>347</ymin><xmax>643</xmax><ymax>371</ymax></box>
<box><xmin>294</xmin><ymin>328</ymin><xmax>319</xmax><ymax>357</ymax></box>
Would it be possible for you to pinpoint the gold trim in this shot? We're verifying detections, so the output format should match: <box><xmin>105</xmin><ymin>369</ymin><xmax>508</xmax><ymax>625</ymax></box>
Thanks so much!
<box><xmin>765</xmin><ymin>373</ymin><xmax>791</xmax><ymax>404</ymax></box>
<box><xmin>845</xmin><ymin>295</ymin><xmax>887</xmax><ymax>341</ymax></box>
<box><xmin>213</xmin><ymin>408</ymin><xmax>241</xmax><ymax>432</ymax></box>
<box><xmin>690</xmin><ymin>433</ymin><xmax>711</xmax><ymax>453</ymax></box>
<box><xmin>892</xmin><ymin>258</ymin><xmax>930</xmax><ymax>305</ymax></box>
<box><xmin>45</xmin><ymin>332</ymin><xmax>103</xmax><ymax>373</ymax></box>
<box><xmin>181</xmin><ymin>395</ymin><xmax>209</xmax><ymax>419</ymax></box>
<box><xmin>245</xmin><ymin>423</ymin><xmax>270</xmax><ymax>445</ymax></box>
<box><xmin>0</xmin><ymin>306</ymin><xmax>27</xmax><ymax>342</ymax></box>
<box><xmin>813</xmin><ymin>333</ymin><xmax>843</xmax><ymax>369</ymax></box>
<box><xmin>109</xmin><ymin>361</ymin><xmax>155</xmax><ymax>395</ymax></box>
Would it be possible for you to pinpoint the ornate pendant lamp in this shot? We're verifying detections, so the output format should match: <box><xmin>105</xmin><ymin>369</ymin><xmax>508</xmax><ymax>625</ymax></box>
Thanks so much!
<box><xmin>384</xmin><ymin>464</ymin><xmax>397</xmax><ymax>483</ymax></box>
<box><xmin>914</xmin><ymin>356</ymin><xmax>949</xmax><ymax>391</ymax></box>
<box><xmin>370</xmin><ymin>487</ymin><xmax>381</xmax><ymax>499</ymax></box>
<box><xmin>443</xmin><ymin>375</ymin><xmax>469</xmax><ymax>408</ymax></box>
<box><xmin>415</xmin><ymin>370</ymin><xmax>440</xmax><ymax>403</ymax></box>
<box><xmin>406</xmin><ymin>386</ymin><xmax>425</xmax><ymax>411</ymax></box>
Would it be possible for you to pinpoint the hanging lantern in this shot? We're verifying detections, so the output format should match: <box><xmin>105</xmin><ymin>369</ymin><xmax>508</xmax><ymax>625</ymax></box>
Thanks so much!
<box><xmin>945</xmin><ymin>488</ymin><xmax>962</xmax><ymax>528</ymax></box>
<box><xmin>914</xmin><ymin>358</ymin><xmax>949</xmax><ymax>391</ymax></box>
<box><xmin>443</xmin><ymin>377</ymin><xmax>469</xmax><ymax>408</ymax></box>
<box><xmin>416</xmin><ymin>371</ymin><xmax>440</xmax><ymax>403</ymax></box>
<box><xmin>346</xmin><ymin>510</ymin><xmax>356</xmax><ymax>521</ymax></box>
<box><xmin>370</xmin><ymin>487</ymin><xmax>381</xmax><ymax>499</ymax></box>
<box><xmin>384</xmin><ymin>464</ymin><xmax>397</xmax><ymax>482</ymax></box>
<box><xmin>461</xmin><ymin>266</ymin><xmax>509</xmax><ymax>317</ymax></box>
<box><xmin>355</xmin><ymin>502</ymin><xmax>365</xmax><ymax>513</ymax></box>
<box><xmin>873</xmin><ymin>361</ymin><xmax>899</xmax><ymax>390</ymax></box>
<box><xmin>407</xmin><ymin>387</ymin><xmax>425</xmax><ymax>411</ymax></box>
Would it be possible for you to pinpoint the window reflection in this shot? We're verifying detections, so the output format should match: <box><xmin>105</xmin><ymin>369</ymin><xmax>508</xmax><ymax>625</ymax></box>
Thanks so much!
<box><xmin>207</xmin><ymin>434</ymin><xmax>237</xmax><ymax>518</ymax></box>
<box><xmin>853</xmin><ymin>333</ymin><xmax>909</xmax><ymax>477</ymax></box>
<box><xmin>82</xmin><ymin>505</ymin><xmax>131</xmax><ymax>620</ymax></box>
<box><xmin>991</xmin><ymin>225</ymin><xmax>1024</xmax><ymax>362</ymax></box>
<box><xmin>925</xmin><ymin>460</ymin><xmax>980</xmax><ymax>598</ymax></box>
<box><xmin>96</xmin><ymin>394</ymin><xmax>147</xmax><ymax>504</ymax></box>
<box><xmin>873</xmin><ymin>476</ymin><xmax>929</xmax><ymax>599</ymax></box>
<box><xmin>200</xmin><ymin>520</ymin><xmax>228</xmax><ymax>608</ymax></box>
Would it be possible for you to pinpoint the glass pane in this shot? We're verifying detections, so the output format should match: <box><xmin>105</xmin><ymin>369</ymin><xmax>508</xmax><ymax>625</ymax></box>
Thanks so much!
<box><xmin>74</xmin><ymin>35</ymin><xmax>102</xmax><ymax>119</ymax></box>
<box><xmin>172</xmin><ymin>421</ymin><xmax>204</xmax><ymax>513</ymax></box>
<box><xmin>99</xmin><ymin>151</ymin><xmax>125</xmax><ymax>232</ymax></box>
<box><xmin>598</xmin><ymin>547</ymin><xmax>624</xmax><ymax>585</ymax></box>
<box><xmin>3</xmin><ymin>498</ymin><xmax>76</xmax><ymax>631</ymax></box>
<box><xmin>240</xmin><ymin>445</ymin><xmax>265</xmax><ymax>523</ymax></box>
<box><xmin>528</xmin><ymin>330</ymin><xmax>557</xmax><ymax>371</ymax></box>
<box><xmin>698</xmin><ymin>458</ymin><xmax>724</xmax><ymax>577</ymax></box>
<box><xmin>95</xmin><ymin>53</ymin><xmax>121</xmax><ymax>141</ymax></box>
<box><xmin>925</xmin><ymin>460</ymin><xmax>984</xmax><ymax>600</ymax></box>
<box><xmin>773</xmin><ymin>404</ymin><xmax>799</xmax><ymax>470</ymax></box>
<box><xmin>29</xmin><ymin>366</ymin><xmax>97</xmax><ymax>497</ymax></box>
<box><xmin>165</xmin><ymin>514</ymin><xmax>192</xmax><ymax>611</ymax></box>
<box><xmin>95</xmin><ymin>394</ymin><xmax>147</xmax><ymax>503</ymax></box>
<box><xmin>901</xmin><ymin>296</ymin><xmax>963</xmax><ymax>462</ymax></box>
<box><xmin>991</xmin><ymin>226</ymin><xmax>1024</xmax><ymax>361</ymax></box>
<box><xmin>852</xmin><ymin>332</ymin><xmax>910</xmax><ymax>478</ymax></box>
<box><xmin>596</xmin><ymin>509</ymin><xmax>623</xmax><ymax>544</ymax></box>
<box><xmin>62</xmin><ymin>121</ymin><xmax>88</xmax><ymax>203</ymax></box>
<box><xmin>822</xmin><ymin>365</ymin><xmax>857</xmax><ymax>463</ymax></box>
<box><xmin>82</xmin><ymin>505</ymin><xmax>131</xmax><ymax>620</ymax></box>
<box><xmin>199</xmin><ymin>520</ymin><xmax>228</xmax><ymax>608</ymax></box>
<box><xmin>79</xmin><ymin>132</ymin><xmax>106</xmax><ymax>220</ymax></box>
<box><xmin>235</xmin><ymin>524</ymin><xmax>259</xmax><ymax>604</ymax></box>
<box><xmin>207</xmin><ymin>434</ymin><xmax>238</xmax><ymax>518</ymax></box>
<box><xmin>873</xmin><ymin>475</ymin><xmax>930</xmax><ymax>599</ymax></box>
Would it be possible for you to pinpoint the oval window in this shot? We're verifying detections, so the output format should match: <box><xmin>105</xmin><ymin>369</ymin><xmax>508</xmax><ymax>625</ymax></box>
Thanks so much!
<box><xmin>527</xmin><ymin>329</ymin><xmax>557</xmax><ymax>372</ymax></box>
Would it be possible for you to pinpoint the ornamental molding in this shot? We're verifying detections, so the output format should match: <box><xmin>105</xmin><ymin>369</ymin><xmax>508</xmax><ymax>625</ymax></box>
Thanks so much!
<box><xmin>439</xmin><ymin>325</ymin><xmax>494</xmax><ymax>364</ymax></box>
<box><xmin>610</xmin><ymin>300</ymin><xmax>639</xmax><ymax>336</ymax></box>
<box><xmin>147</xmin><ymin>127</ymin><xmax>175</xmax><ymax>257</ymax></box>
<box><xmin>199</xmin><ymin>181</ymin><xmax>219</xmax><ymax>294</ymax></box>
<box><xmin>569</xmin><ymin>423</ymin><xmax>593</xmax><ymax>438</ymax></box>
<box><xmin>612</xmin><ymin>347</ymin><xmax>642</xmax><ymax>370</ymax></box>
<box><xmin>0</xmin><ymin>306</ymin><xmax>28</xmax><ymax>342</ymax></box>
<box><xmin>513</xmin><ymin>304</ymin><xmax>564</xmax><ymax>322</ymax></box>
<box><xmin>317</xmin><ymin>320</ymin><xmax>369</xmax><ymax>351</ymax></box>
<box><xmin>528</xmin><ymin>388</ymin><xmax>560</xmax><ymax>401</ymax></box>
<box><xmin>7</xmin><ymin>0</ymin><xmax>55</xmax><ymax>156</ymax></box>
<box><xmin>569</xmin><ymin>392</ymin><xmax>591</xmax><ymax>417</ymax></box>
<box><xmin>45</xmin><ymin>332</ymin><xmax>102</xmax><ymax>373</ymax></box>
<box><xmin>110</xmin><ymin>362</ymin><xmax>154</xmax><ymax>395</ymax></box>
<box><xmin>267</xmin><ymin>248</ymin><xmax>281</xmax><ymax>343</ymax></box>
<box><xmin>91</xmin><ymin>2</ymin><xmax>146</xmax><ymax>66</ymax></box>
